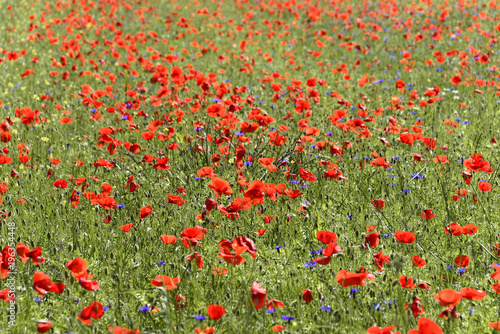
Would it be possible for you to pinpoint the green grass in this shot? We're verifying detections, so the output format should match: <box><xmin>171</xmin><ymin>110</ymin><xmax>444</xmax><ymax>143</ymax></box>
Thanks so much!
<box><xmin>1</xmin><ymin>0</ymin><xmax>500</xmax><ymax>333</ymax></box>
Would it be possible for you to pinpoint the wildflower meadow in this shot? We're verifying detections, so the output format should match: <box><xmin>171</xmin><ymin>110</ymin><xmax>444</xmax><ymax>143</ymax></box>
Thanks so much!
<box><xmin>2</xmin><ymin>0</ymin><xmax>500</xmax><ymax>333</ymax></box>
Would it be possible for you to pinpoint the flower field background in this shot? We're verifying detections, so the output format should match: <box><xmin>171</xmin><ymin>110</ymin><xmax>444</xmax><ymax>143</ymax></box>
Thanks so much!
<box><xmin>1</xmin><ymin>0</ymin><xmax>500</xmax><ymax>332</ymax></box>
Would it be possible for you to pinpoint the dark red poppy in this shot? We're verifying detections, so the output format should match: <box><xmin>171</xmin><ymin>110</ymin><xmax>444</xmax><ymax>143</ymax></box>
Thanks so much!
<box><xmin>365</xmin><ymin>232</ymin><xmax>380</xmax><ymax>248</ymax></box>
<box><xmin>37</xmin><ymin>322</ymin><xmax>52</xmax><ymax>333</ymax></box>
<box><xmin>302</xmin><ymin>289</ymin><xmax>313</xmax><ymax>304</ymax></box>
<box><xmin>371</xmin><ymin>199</ymin><xmax>385</xmax><ymax>209</ymax></box>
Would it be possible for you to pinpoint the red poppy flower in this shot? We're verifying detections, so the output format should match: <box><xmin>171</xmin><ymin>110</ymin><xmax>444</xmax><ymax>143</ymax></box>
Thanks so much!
<box><xmin>461</xmin><ymin>224</ymin><xmax>478</xmax><ymax>235</ymax></box>
<box><xmin>366</xmin><ymin>325</ymin><xmax>399</xmax><ymax>334</ymax></box>
<box><xmin>299</xmin><ymin>167</ymin><xmax>317</xmax><ymax>182</ymax></box>
<box><xmin>316</xmin><ymin>230</ymin><xmax>337</xmax><ymax>244</ymax></box>
<box><xmin>78</xmin><ymin>301</ymin><xmax>104</xmax><ymax>325</ymax></box>
<box><xmin>90</xmin><ymin>193</ymin><xmax>118</xmax><ymax>210</ymax></box>
<box><xmin>370</xmin><ymin>157</ymin><xmax>392</xmax><ymax>168</ymax></box>
<box><xmin>365</xmin><ymin>232</ymin><xmax>380</xmax><ymax>248</ymax></box>
<box><xmin>399</xmin><ymin>276</ymin><xmax>415</xmax><ymax>289</ymax></box>
<box><xmin>302</xmin><ymin>289</ymin><xmax>313</xmax><ymax>304</ymax></box>
<box><xmin>120</xmin><ymin>223</ymin><xmax>134</xmax><ymax>232</ymax></box>
<box><xmin>373</xmin><ymin>252</ymin><xmax>390</xmax><ymax>272</ymax></box>
<box><xmin>405</xmin><ymin>296</ymin><xmax>425</xmax><ymax>317</ymax></box>
<box><xmin>478</xmin><ymin>181</ymin><xmax>492</xmax><ymax>192</ymax></box>
<box><xmin>412</xmin><ymin>256</ymin><xmax>426</xmax><ymax>267</ymax></box>
<box><xmin>108</xmin><ymin>326</ymin><xmax>141</xmax><ymax>334</ymax></box>
<box><xmin>250</xmin><ymin>282</ymin><xmax>267</xmax><ymax>310</ymax></box>
<box><xmin>0</xmin><ymin>288</ymin><xmax>14</xmax><ymax>302</ymax></box>
<box><xmin>140</xmin><ymin>206</ymin><xmax>153</xmax><ymax>219</ymax></box>
<box><xmin>53</xmin><ymin>179</ymin><xmax>68</xmax><ymax>189</ymax></box>
<box><xmin>160</xmin><ymin>235</ymin><xmax>177</xmax><ymax>245</ymax></box>
<box><xmin>197</xmin><ymin>166</ymin><xmax>214</xmax><ymax>178</ymax></box>
<box><xmin>408</xmin><ymin>317</ymin><xmax>442</xmax><ymax>334</ymax></box>
<box><xmin>32</xmin><ymin>271</ymin><xmax>65</xmax><ymax>298</ymax></box>
<box><xmin>152</xmin><ymin>157</ymin><xmax>170</xmax><ymax>170</ymax></box>
<box><xmin>434</xmin><ymin>289</ymin><xmax>462</xmax><ymax>307</ymax></box>
<box><xmin>394</xmin><ymin>231</ymin><xmax>415</xmax><ymax>244</ymax></box>
<box><xmin>78</xmin><ymin>275</ymin><xmax>100</xmax><ymax>291</ymax></box>
<box><xmin>272</xmin><ymin>325</ymin><xmax>286</xmax><ymax>332</ymax></box>
<box><xmin>37</xmin><ymin>322</ymin><xmax>52</xmax><ymax>333</ymax></box>
<box><xmin>463</xmin><ymin>153</ymin><xmax>492</xmax><ymax>173</ymax></box>
<box><xmin>167</xmin><ymin>194</ymin><xmax>186</xmax><ymax>206</ymax></box>
<box><xmin>207</xmin><ymin>304</ymin><xmax>226</xmax><ymax>320</ymax></box>
<box><xmin>194</xmin><ymin>327</ymin><xmax>215</xmax><ymax>334</ymax></box>
<box><xmin>489</xmin><ymin>322</ymin><xmax>500</xmax><ymax>330</ymax></box>
<box><xmin>151</xmin><ymin>275</ymin><xmax>181</xmax><ymax>290</ymax></box>
<box><xmin>207</xmin><ymin>177</ymin><xmax>233</xmax><ymax>198</ymax></box>
<box><xmin>371</xmin><ymin>199</ymin><xmax>385</xmax><ymax>209</ymax></box>
<box><xmin>66</xmin><ymin>257</ymin><xmax>88</xmax><ymax>278</ymax></box>
<box><xmin>438</xmin><ymin>306</ymin><xmax>460</xmax><ymax>321</ymax></box>
<box><xmin>323</xmin><ymin>241</ymin><xmax>342</xmax><ymax>257</ymax></box>
<box><xmin>186</xmin><ymin>252</ymin><xmax>204</xmax><ymax>269</ymax></box>
<box><xmin>420</xmin><ymin>209</ymin><xmax>435</xmax><ymax>220</ymax></box>
<box><xmin>213</xmin><ymin>267</ymin><xmax>228</xmax><ymax>276</ymax></box>
<box><xmin>491</xmin><ymin>283</ymin><xmax>500</xmax><ymax>294</ymax></box>
<box><xmin>454</xmin><ymin>255</ymin><xmax>470</xmax><ymax>267</ymax></box>
<box><xmin>336</xmin><ymin>267</ymin><xmax>375</xmax><ymax>287</ymax></box>
<box><xmin>16</xmin><ymin>243</ymin><xmax>46</xmax><ymax>265</ymax></box>
<box><xmin>444</xmin><ymin>222</ymin><xmax>462</xmax><ymax>236</ymax></box>
<box><xmin>459</xmin><ymin>288</ymin><xmax>487</xmax><ymax>300</ymax></box>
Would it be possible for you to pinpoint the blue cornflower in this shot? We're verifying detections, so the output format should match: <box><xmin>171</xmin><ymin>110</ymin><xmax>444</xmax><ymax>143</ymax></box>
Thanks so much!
<box><xmin>194</xmin><ymin>315</ymin><xmax>206</xmax><ymax>321</ymax></box>
<box><xmin>304</xmin><ymin>261</ymin><xmax>317</xmax><ymax>268</ymax></box>
<box><xmin>139</xmin><ymin>305</ymin><xmax>150</xmax><ymax>312</ymax></box>
<box><xmin>457</xmin><ymin>268</ymin><xmax>466</xmax><ymax>275</ymax></box>
<box><xmin>321</xmin><ymin>305</ymin><xmax>331</xmax><ymax>312</ymax></box>
<box><xmin>34</xmin><ymin>297</ymin><xmax>42</xmax><ymax>303</ymax></box>
<box><xmin>281</xmin><ymin>315</ymin><xmax>294</xmax><ymax>321</ymax></box>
